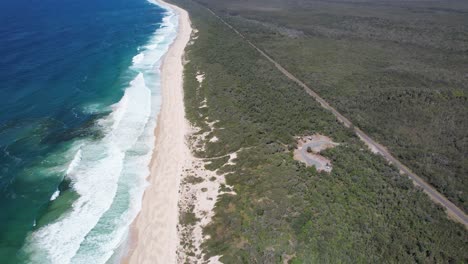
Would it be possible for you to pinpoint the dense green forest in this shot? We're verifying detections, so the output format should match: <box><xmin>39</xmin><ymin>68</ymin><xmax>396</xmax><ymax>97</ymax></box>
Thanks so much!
<box><xmin>189</xmin><ymin>0</ymin><xmax>468</xmax><ymax>213</ymax></box>
<box><xmin>171</xmin><ymin>0</ymin><xmax>467</xmax><ymax>262</ymax></box>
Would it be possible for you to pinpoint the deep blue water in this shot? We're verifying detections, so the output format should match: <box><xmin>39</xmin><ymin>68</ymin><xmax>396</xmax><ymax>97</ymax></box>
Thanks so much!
<box><xmin>0</xmin><ymin>0</ymin><xmax>172</xmax><ymax>262</ymax></box>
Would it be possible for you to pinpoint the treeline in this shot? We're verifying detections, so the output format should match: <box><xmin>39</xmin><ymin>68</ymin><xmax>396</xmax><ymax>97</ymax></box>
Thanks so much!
<box><xmin>171</xmin><ymin>0</ymin><xmax>467</xmax><ymax>262</ymax></box>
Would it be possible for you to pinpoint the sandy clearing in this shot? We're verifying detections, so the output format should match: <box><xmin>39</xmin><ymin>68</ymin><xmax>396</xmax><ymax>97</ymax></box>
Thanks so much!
<box><xmin>294</xmin><ymin>134</ymin><xmax>337</xmax><ymax>172</ymax></box>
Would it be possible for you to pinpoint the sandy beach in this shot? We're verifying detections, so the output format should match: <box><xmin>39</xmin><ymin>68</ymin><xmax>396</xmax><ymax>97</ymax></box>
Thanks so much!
<box><xmin>126</xmin><ymin>1</ymin><xmax>192</xmax><ymax>263</ymax></box>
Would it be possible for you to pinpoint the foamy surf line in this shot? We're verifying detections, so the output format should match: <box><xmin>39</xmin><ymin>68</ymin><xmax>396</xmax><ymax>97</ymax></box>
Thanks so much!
<box><xmin>20</xmin><ymin>2</ymin><xmax>179</xmax><ymax>264</ymax></box>
<box><xmin>125</xmin><ymin>1</ymin><xmax>191</xmax><ymax>263</ymax></box>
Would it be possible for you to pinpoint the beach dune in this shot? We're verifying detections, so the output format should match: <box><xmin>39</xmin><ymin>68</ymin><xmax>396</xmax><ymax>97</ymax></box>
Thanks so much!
<box><xmin>126</xmin><ymin>1</ymin><xmax>191</xmax><ymax>263</ymax></box>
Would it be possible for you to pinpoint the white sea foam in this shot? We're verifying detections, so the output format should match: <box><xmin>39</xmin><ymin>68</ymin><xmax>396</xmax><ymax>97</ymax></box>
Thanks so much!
<box><xmin>82</xmin><ymin>103</ymin><xmax>102</xmax><ymax>114</ymax></box>
<box><xmin>50</xmin><ymin>190</ymin><xmax>60</xmax><ymax>201</ymax></box>
<box><xmin>132</xmin><ymin>53</ymin><xmax>145</xmax><ymax>64</ymax></box>
<box><xmin>66</xmin><ymin>149</ymin><xmax>82</xmax><ymax>175</ymax></box>
<box><xmin>22</xmin><ymin>2</ymin><xmax>179</xmax><ymax>264</ymax></box>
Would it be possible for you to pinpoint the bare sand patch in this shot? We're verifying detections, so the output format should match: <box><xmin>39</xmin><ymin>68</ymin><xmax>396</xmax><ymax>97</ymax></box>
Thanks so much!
<box><xmin>177</xmin><ymin>122</ymin><xmax>236</xmax><ymax>263</ymax></box>
<box><xmin>196</xmin><ymin>72</ymin><xmax>205</xmax><ymax>83</ymax></box>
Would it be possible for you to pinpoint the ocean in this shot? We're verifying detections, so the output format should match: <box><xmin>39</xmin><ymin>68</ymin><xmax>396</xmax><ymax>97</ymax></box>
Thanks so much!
<box><xmin>0</xmin><ymin>0</ymin><xmax>177</xmax><ymax>262</ymax></box>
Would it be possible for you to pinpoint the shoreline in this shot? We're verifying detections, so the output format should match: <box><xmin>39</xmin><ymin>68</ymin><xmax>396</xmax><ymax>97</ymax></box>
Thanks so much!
<box><xmin>124</xmin><ymin>1</ymin><xmax>192</xmax><ymax>263</ymax></box>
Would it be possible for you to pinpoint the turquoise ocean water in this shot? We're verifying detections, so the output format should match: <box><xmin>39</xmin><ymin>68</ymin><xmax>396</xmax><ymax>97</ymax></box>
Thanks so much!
<box><xmin>0</xmin><ymin>0</ymin><xmax>178</xmax><ymax>262</ymax></box>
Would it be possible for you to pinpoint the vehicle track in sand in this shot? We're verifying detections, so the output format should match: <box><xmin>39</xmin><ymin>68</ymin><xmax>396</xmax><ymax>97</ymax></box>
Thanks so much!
<box><xmin>200</xmin><ymin>4</ymin><xmax>468</xmax><ymax>228</ymax></box>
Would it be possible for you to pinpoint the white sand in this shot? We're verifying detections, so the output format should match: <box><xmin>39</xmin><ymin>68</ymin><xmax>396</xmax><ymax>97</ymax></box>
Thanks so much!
<box><xmin>177</xmin><ymin>122</ymin><xmax>236</xmax><ymax>262</ymax></box>
<box><xmin>196</xmin><ymin>72</ymin><xmax>205</xmax><ymax>83</ymax></box>
<box><xmin>177</xmin><ymin>154</ymin><xmax>230</xmax><ymax>263</ymax></box>
<box><xmin>126</xmin><ymin>1</ymin><xmax>192</xmax><ymax>263</ymax></box>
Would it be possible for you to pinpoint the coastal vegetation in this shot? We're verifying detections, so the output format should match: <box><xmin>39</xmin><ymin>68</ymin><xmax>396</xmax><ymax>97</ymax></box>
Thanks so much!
<box><xmin>189</xmin><ymin>0</ymin><xmax>468</xmax><ymax>212</ymax></box>
<box><xmin>172</xmin><ymin>0</ymin><xmax>467</xmax><ymax>262</ymax></box>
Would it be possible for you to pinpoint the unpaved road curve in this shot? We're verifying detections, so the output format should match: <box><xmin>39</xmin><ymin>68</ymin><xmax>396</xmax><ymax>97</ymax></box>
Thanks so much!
<box><xmin>203</xmin><ymin>6</ymin><xmax>468</xmax><ymax>228</ymax></box>
<box><xmin>299</xmin><ymin>141</ymin><xmax>331</xmax><ymax>169</ymax></box>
